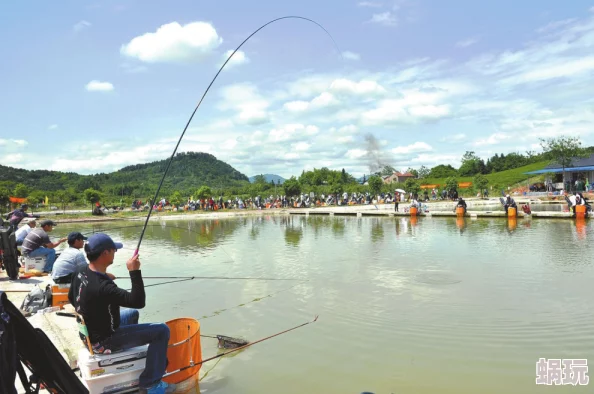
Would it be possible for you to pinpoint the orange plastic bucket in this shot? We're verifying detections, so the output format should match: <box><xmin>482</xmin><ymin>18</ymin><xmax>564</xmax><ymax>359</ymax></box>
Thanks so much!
<box><xmin>410</xmin><ymin>206</ymin><xmax>418</xmax><ymax>216</ymax></box>
<box><xmin>508</xmin><ymin>207</ymin><xmax>516</xmax><ymax>218</ymax></box>
<box><xmin>576</xmin><ymin>205</ymin><xmax>586</xmax><ymax>219</ymax></box>
<box><xmin>456</xmin><ymin>207</ymin><xmax>465</xmax><ymax>216</ymax></box>
<box><xmin>163</xmin><ymin>318</ymin><xmax>202</xmax><ymax>384</ymax></box>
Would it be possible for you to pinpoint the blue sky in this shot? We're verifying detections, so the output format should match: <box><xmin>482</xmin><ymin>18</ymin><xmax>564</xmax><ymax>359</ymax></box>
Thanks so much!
<box><xmin>1</xmin><ymin>0</ymin><xmax>594</xmax><ymax>179</ymax></box>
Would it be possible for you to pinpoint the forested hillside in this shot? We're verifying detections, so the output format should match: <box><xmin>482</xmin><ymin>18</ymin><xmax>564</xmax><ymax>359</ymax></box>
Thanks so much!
<box><xmin>0</xmin><ymin>152</ymin><xmax>250</xmax><ymax>203</ymax></box>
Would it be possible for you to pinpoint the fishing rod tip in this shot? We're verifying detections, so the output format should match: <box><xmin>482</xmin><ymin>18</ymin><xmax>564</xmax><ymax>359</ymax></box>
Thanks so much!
<box><xmin>313</xmin><ymin>315</ymin><xmax>319</xmax><ymax>322</ymax></box>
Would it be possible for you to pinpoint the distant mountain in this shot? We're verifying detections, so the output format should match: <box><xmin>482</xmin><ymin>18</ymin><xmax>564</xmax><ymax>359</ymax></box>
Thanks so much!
<box><xmin>0</xmin><ymin>152</ymin><xmax>250</xmax><ymax>195</ymax></box>
<box><xmin>249</xmin><ymin>174</ymin><xmax>286</xmax><ymax>184</ymax></box>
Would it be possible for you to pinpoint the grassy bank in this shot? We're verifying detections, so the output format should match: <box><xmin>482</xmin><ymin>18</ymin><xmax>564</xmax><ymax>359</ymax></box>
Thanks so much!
<box><xmin>421</xmin><ymin>161</ymin><xmax>548</xmax><ymax>192</ymax></box>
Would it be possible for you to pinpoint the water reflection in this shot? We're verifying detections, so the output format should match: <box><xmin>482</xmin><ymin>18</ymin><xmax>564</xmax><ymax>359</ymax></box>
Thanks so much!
<box><xmin>370</xmin><ymin>218</ymin><xmax>384</xmax><ymax>242</ymax></box>
<box><xmin>282</xmin><ymin>216</ymin><xmax>303</xmax><ymax>247</ymax></box>
<box><xmin>456</xmin><ymin>217</ymin><xmax>467</xmax><ymax>234</ymax></box>
<box><xmin>331</xmin><ymin>217</ymin><xmax>346</xmax><ymax>237</ymax></box>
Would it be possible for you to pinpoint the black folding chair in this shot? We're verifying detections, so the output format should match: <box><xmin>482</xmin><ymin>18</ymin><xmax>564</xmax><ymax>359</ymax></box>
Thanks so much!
<box><xmin>0</xmin><ymin>291</ymin><xmax>89</xmax><ymax>393</ymax></box>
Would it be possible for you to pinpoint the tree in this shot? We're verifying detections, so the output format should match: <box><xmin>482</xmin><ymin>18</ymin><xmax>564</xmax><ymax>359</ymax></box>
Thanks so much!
<box><xmin>379</xmin><ymin>165</ymin><xmax>396</xmax><ymax>176</ymax></box>
<box><xmin>0</xmin><ymin>186</ymin><xmax>10</xmax><ymax>213</ymax></box>
<box><xmin>253</xmin><ymin>174</ymin><xmax>266</xmax><ymax>184</ymax></box>
<box><xmin>404</xmin><ymin>178</ymin><xmax>421</xmax><ymax>196</ymax></box>
<box><xmin>367</xmin><ymin>175</ymin><xmax>383</xmax><ymax>196</ymax></box>
<box><xmin>458</xmin><ymin>151</ymin><xmax>486</xmax><ymax>176</ymax></box>
<box><xmin>540</xmin><ymin>136</ymin><xmax>590</xmax><ymax>186</ymax></box>
<box><xmin>83</xmin><ymin>188</ymin><xmax>103</xmax><ymax>210</ymax></box>
<box><xmin>418</xmin><ymin>166</ymin><xmax>430</xmax><ymax>179</ymax></box>
<box><xmin>283</xmin><ymin>176</ymin><xmax>301</xmax><ymax>197</ymax></box>
<box><xmin>329</xmin><ymin>181</ymin><xmax>343</xmax><ymax>196</ymax></box>
<box><xmin>445</xmin><ymin>177</ymin><xmax>458</xmax><ymax>194</ymax></box>
<box><xmin>14</xmin><ymin>183</ymin><xmax>29</xmax><ymax>198</ymax></box>
<box><xmin>195</xmin><ymin>186</ymin><xmax>212</xmax><ymax>200</ymax></box>
<box><xmin>406</xmin><ymin>168</ymin><xmax>419</xmax><ymax>178</ymax></box>
<box><xmin>170</xmin><ymin>191</ymin><xmax>184</xmax><ymax>207</ymax></box>
<box><xmin>27</xmin><ymin>190</ymin><xmax>46</xmax><ymax>206</ymax></box>
<box><xmin>428</xmin><ymin>164</ymin><xmax>457</xmax><ymax>178</ymax></box>
<box><xmin>473</xmin><ymin>174</ymin><xmax>489</xmax><ymax>197</ymax></box>
<box><xmin>54</xmin><ymin>189</ymin><xmax>76</xmax><ymax>213</ymax></box>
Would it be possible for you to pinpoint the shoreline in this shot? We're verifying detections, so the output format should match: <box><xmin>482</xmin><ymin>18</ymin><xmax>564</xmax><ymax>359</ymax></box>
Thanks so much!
<box><xmin>37</xmin><ymin>197</ymin><xmax>592</xmax><ymax>225</ymax></box>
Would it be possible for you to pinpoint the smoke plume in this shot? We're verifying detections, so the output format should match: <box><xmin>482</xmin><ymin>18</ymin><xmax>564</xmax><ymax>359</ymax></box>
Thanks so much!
<box><xmin>363</xmin><ymin>133</ymin><xmax>393</xmax><ymax>174</ymax></box>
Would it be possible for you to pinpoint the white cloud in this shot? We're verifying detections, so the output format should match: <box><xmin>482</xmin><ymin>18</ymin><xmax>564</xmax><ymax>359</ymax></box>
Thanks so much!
<box><xmin>440</xmin><ymin>133</ymin><xmax>466</xmax><ymax>142</ymax></box>
<box><xmin>472</xmin><ymin>133</ymin><xmax>512</xmax><ymax>147</ymax></box>
<box><xmin>222</xmin><ymin>49</ymin><xmax>250</xmax><ymax>68</ymax></box>
<box><xmin>456</xmin><ymin>37</ymin><xmax>479</xmax><ymax>47</ymax></box>
<box><xmin>392</xmin><ymin>142</ymin><xmax>433</xmax><ymax>154</ymax></box>
<box><xmin>283</xmin><ymin>100</ymin><xmax>309</xmax><ymax>112</ymax></box>
<box><xmin>346</xmin><ymin>149</ymin><xmax>367</xmax><ymax>159</ymax></box>
<box><xmin>268</xmin><ymin>124</ymin><xmax>318</xmax><ymax>142</ymax></box>
<box><xmin>73</xmin><ymin>20</ymin><xmax>91</xmax><ymax>32</ymax></box>
<box><xmin>85</xmin><ymin>80</ymin><xmax>114</xmax><ymax>92</ymax></box>
<box><xmin>500</xmin><ymin>56</ymin><xmax>594</xmax><ymax>86</ymax></box>
<box><xmin>358</xmin><ymin>1</ymin><xmax>382</xmax><ymax>7</ymax></box>
<box><xmin>329</xmin><ymin>78</ymin><xmax>386</xmax><ymax>96</ymax></box>
<box><xmin>369</xmin><ymin>12</ymin><xmax>397</xmax><ymax>26</ymax></box>
<box><xmin>218</xmin><ymin>83</ymin><xmax>270</xmax><ymax>125</ymax></box>
<box><xmin>4</xmin><ymin>154</ymin><xmax>23</xmax><ymax>165</ymax></box>
<box><xmin>342</xmin><ymin>51</ymin><xmax>361</xmax><ymax>60</ymax></box>
<box><xmin>0</xmin><ymin>139</ymin><xmax>27</xmax><ymax>147</ymax></box>
<box><xmin>120</xmin><ymin>21</ymin><xmax>223</xmax><ymax>63</ymax></box>
<box><xmin>337</xmin><ymin>135</ymin><xmax>356</xmax><ymax>143</ymax></box>
<box><xmin>48</xmin><ymin>124</ymin><xmax>58</xmax><ymax>130</ymax></box>
<box><xmin>338</xmin><ymin>125</ymin><xmax>358</xmax><ymax>134</ymax></box>
<box><xmin>292</xmin><ymin>142</ymin><xmax>311</xmax><ymax>151</ymax></box>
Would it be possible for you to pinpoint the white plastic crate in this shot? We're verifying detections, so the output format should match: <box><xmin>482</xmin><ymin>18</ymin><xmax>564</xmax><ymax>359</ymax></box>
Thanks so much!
<box><xmin>78</xmin><ymin>345</ymin><xmax>148</xmax><ymax>393</ymax></box>
<box><xmin>23</xmin><ymin>256</ymin><xmax>46</xmax><ymax>272</ymax></box>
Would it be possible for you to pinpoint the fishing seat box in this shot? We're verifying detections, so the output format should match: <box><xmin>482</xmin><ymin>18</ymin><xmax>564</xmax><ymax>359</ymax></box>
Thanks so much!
<box><xmin>78</xmin><ymin>344</ymin><xmax>148</xmax><ymax>393</ymax></box>
<box><xmin>51</xmin><ymin>283</ymin><xmax>70</xmax><ymax>308</ymax></box>
<box><xmin>23</xmin><ymin>255</ymin><xmax>46</xmax><ymax>272</ymax></box>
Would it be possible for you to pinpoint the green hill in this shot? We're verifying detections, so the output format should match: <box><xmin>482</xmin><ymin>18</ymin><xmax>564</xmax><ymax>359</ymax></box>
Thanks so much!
<box><xmin>0</xmin><ymin>152</ymin><xmax>250</xmax><ymax>198</ymax></box>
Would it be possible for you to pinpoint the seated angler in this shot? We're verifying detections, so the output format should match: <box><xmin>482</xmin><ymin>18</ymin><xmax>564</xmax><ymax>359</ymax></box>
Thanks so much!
<box><xmin>5</xmin><ymin>204</ymin><xmax>40</xmax><ymax>232</ymax></box>
<box><xmin>21</xmin><ymin>220</ymin><xmax>67</xmax><ymax>274</ymax></box>
<box><xmin>504</xmin><ymin>194</ymin><xmax>517</xmax><ymax>215</ymax></box>
<box><xmin>14</xmin><ymin>218</ymin><xmax>36</xmax><ymax>246</ymax></box>
<box><xmin>51</xmin><ymin>232</ymin><xmax>91</xmax><ymax>284</ymax></box>
<box><xmin>455</xmin><ymin>197</ymin><xmax>467</xmax><ymax>215</ymax></box>
<box><xmin>68</xmin><ymin>234</ymin><xmax>176</xmax><ymax>394</ymax></box>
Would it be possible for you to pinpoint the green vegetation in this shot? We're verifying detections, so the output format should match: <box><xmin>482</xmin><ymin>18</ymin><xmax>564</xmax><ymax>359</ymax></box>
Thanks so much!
<box><xmin>421</xmin><ymin>161</ymin><xmax>549</xmax><ymax>193</ymax></box>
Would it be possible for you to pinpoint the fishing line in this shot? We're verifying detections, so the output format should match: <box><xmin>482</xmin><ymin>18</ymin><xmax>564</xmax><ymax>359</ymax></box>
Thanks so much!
<box><xmin>133</xmin><ymin>15</ymin><xmax>343</xmax><ymax>257</ymax></box>
<box><xmin>198</xmin><ymin>282</ymin><xmax>303</xmax><ymax>320</ymax></box>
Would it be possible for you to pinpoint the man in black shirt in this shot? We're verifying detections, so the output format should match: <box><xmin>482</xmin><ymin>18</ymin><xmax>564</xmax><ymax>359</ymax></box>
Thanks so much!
<box><xmin>69</xmin><ymin>233</ymin><xmax>176</xmax><ymax>394</ymax></box>
<box><xmin>455</xmin><ymin>197</ymin><xmax>467</xmax><ymax>215</ymax></box>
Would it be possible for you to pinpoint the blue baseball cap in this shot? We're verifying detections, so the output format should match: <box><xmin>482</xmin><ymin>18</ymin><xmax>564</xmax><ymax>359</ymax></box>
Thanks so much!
<box><xmin>85</xmin><ymin>233</ymin><xmax>123</xmax><ymax>254</ymax></box>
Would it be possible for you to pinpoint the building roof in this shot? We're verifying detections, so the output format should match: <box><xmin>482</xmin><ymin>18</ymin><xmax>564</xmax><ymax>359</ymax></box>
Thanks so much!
<box><xmin>394</xmin><ymin>172</ymin><xmax>414</xmax><ymax>177</ymax></box>
<box><xmin>524</xmin><ymin>166</ymin><xmax>594</xmax><ymax>175</ymax></box>
<box><xmin>524</xmin><ymin>153</ymin><xmax>594</xmax><ymax>175</ymax></box>
<box><xmin>543</xmin><ymin>152</ymin><xmax>594</xmax><ymax>169</ymax></box>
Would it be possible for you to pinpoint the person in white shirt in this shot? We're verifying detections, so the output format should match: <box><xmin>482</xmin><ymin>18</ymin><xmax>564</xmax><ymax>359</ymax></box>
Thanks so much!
<box><xmin>15</xmin><ymin>218</ymin><xmax>36</xmax><ymax>246</ymax></box>
<box><xmin>51</xmin><ymin>232</ymin><xmax>89</xmax><ymax>283</ymax></box>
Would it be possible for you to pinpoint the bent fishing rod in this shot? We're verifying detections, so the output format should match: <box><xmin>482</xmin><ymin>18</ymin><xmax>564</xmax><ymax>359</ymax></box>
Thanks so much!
<box><xmin>133</xmin><ymin>15</ymin><xmax>342</xmax><ymax>258</ymax></box>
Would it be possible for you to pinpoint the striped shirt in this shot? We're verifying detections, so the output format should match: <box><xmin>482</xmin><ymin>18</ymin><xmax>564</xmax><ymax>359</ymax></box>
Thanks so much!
<box><xmin>21</xmin><ymin>228</ymin><xmax>51</xmax><ymax>255</ymax></box>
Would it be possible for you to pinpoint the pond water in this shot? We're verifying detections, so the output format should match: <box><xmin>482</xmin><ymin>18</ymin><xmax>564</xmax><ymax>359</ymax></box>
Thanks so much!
<box><xmin>55</xmin><ymin>215</ymin><xmax>593</xmax><ymax>394</ymax></box>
